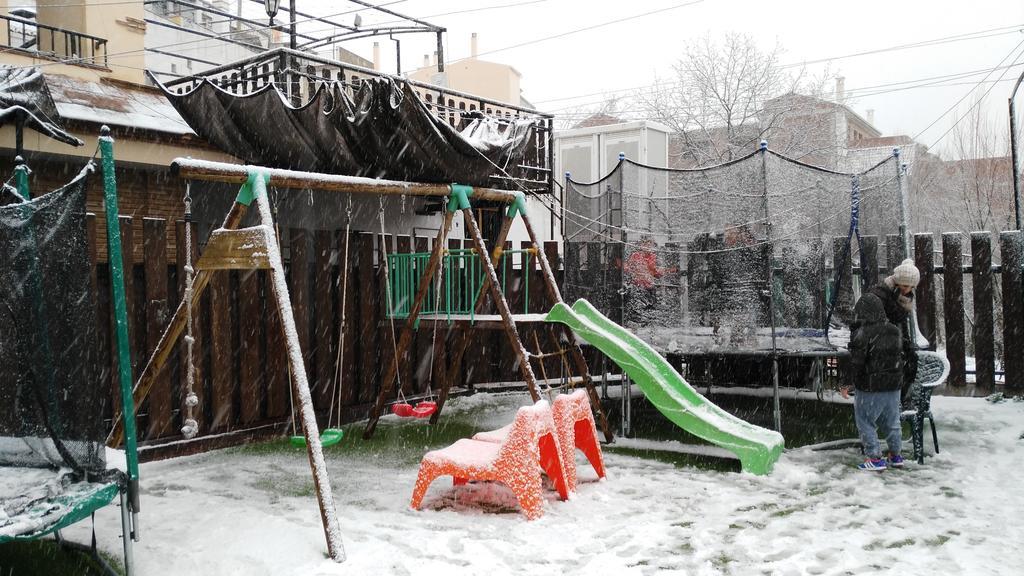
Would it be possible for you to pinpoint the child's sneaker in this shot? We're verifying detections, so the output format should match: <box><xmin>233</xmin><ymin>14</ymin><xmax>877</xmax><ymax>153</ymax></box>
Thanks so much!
<box><xmin>887</xmin><ymin>454</ymin><xmax>905</xmax><ymax>468</ymax></box>
<box><xmin>858</xmin><ymin>457</ymin><xmax>887</xmax><ymax>471</ymax></box>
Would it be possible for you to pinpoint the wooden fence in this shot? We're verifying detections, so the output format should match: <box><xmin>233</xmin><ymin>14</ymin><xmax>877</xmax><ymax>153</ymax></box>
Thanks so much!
<box><xmin>835</xmin><ymin>231</ymin><xmax>1023</xmax><ymax>390</ymax></box>
<box><xmin>87</xmin><ymin>215</ymin><xmax>1022</xmax><ymax>454</ymax></box>
<box><xmin>87</xmin><ymin>214</ymin><xmax>566</xmax><ymax>452</ymax></box>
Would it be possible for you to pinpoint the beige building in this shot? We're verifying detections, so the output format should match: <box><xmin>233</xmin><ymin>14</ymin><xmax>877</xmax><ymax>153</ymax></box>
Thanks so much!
<box><xmin>407</xmin><ymin>33</ymin><xmax>528</xmax><ymax>110</ymax></box>
<box><xmin>1</xmin><ymin>0</ymin><xmax>233</xmax><ymax>262</ymax></box>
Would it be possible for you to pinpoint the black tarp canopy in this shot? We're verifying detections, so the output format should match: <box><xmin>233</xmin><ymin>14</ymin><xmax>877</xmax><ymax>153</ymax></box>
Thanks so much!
<box><xmin>0</xmin><ymin>66</ymin><xmax>83</xmax><ymax>148</ymax></box>
<box><xmin>158</xmin><ymin>76</ymin><xmax>543</xmax><ymax>189</ymax></box>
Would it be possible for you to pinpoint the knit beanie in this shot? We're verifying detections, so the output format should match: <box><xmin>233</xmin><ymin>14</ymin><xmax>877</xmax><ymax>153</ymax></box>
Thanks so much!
<box><xmin>892</xmin><ymin>258</ymin><xmax>920</xmax><ymax>288</ymax></box>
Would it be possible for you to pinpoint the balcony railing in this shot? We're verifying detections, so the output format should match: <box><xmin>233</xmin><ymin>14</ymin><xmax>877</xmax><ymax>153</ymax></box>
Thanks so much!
<box><xmin>160</xmin><ymin>47</ymin><xmax>554</xmax><ymax>194</ymax></box>
<box><xmin>0</xmin><ymin>14</ymin><xmax>108</xmax><ymax>68</ymax></box>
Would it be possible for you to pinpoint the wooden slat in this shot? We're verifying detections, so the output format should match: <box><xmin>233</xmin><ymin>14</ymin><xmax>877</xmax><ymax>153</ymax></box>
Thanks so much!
<box><xmin>970</xmin><ymin>232</ymin><xmax>995</xmax><ymax>390</ymax></box>
<box><xmin>942</xmin><ymin>233</ymin><xmax>966</xmax><ymax>388</ymax></box>
<box><xmin>143</xmin><ymin>218</ymin><xmax>171</xmax><ymax>439</ymax></box>
<box><xmin>208</xmin><ymin>271</ymin><xmax>234</xmax><ymax>430</ymax></box>
<box><xmin>832</xmin><ymin>236</ymin><xmax>854</xmax><ymax>325</ymax></box>
<box><xmin>860</xmin><ymin>235</ymin><xmax>879</xmax><ymax>289</ymax></box>
<box><xmin>355</xmin><ymin>233</ymin><xmax>378</xmax><ymax>404</ymax></box>
<box><xmin>265</xmin><ymin>267</ymin><xmax>289</xmax><ymax>419</ymax></box>
<box><xmin>914</xmin><ymin>233</ymin><xmax>936</xmax><ymax>350</ymax></box>
<box><xmin>885</xmin><ymin>234</ymin><xmax>904</xmax><ymax>272</ymax></box>
<box><xmin>289</xmin><ymin>228</ymin><xmax>312</xmax><ymax>389</ymax></box>
<box><xmin>195</xmin><ymin>227</ymin><xmax>271</xmax><ymax>270</ymax></box>
<box><xmin>999</xmin><ymin>230</ymin><xmax>1023</xmax><ymax>391</ymax></box>
<box><xmin>87</xmin><ymin>214</ymin><xmax>113</xmax><ymax>423</ymax></box>
<box><xmin>313</xmin><ymin>230</ymin><xmax>336</xmax><ymax>413</ymax></box>
<box><xmin>378</xmin><ymin>233</ymin><xmax>397</xmax><ymax>395</ymax></box>
<box><xmin>238</xmin><ymin>269</ymin><xmax>263</xmax><ymax>425</ymax></box>
<box><xmin>115</xmin><ymin>216</ymin><xmax>136</xmax><ymax>399</ymax></box>
<box><xmin>176</xmin><ymin>219</ymin><xmax>204</xmax><ymax>433</ymax></box>
<box><xmin>339</xmin><ymin>229</ymin><xmax>359</xmax><ymax>407</ymax></box>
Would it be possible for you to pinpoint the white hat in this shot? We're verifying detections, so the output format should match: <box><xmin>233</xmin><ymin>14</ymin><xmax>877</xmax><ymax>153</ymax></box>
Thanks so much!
<box><xmin>892</xmin><ymin>258</ymin><xmax>920</xmax><ymax>288</ymax></box>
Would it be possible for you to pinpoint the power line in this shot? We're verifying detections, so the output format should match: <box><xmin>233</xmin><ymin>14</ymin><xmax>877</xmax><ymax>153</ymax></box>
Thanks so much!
<box><xmin>913</xmin><ymin>35</ymin><xmax>1024</xmax><ymax>143</ymax></box>
<box><xmin>531</xmin><ymin>24</ymin><xmax>1024</xmax><ymax>109</ymax></box>
<box><xmin>779</xmin><ymin>24</ymin><xmax>1024</xmax><ymax>69</ymax></box>
<box><xmin>445</xmin><ymin>0</ymin><xmax>705</xmax><ymax>66</ymax></box>
<box><xmin>924</xmin><ymin>40</ymin><xmax>1024</xmax><ymax>151</ymax></box>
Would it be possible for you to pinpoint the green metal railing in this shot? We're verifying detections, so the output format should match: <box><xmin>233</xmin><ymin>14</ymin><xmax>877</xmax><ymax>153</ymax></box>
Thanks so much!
<box><xmin>387</xmin><ymin>247</ymin><xmax>536</xmax><ymax>324</ymax></box>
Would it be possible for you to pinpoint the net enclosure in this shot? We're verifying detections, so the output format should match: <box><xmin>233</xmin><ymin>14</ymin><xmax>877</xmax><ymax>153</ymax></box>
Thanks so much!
<box><xmin>563</xmin><ymin>146</ymin><xmax>905</xmax><ymax>358</ymax></box>
<box><xmin>0</xmin><ymin>168</ymin><xmax>121</xmax><ymax>541</ymax></box>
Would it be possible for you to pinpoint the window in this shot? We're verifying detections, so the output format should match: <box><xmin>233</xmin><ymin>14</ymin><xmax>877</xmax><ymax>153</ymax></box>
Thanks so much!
<box><xmin>171</xmin><ymin>63</ymin><xmax>178</xmax><ymax>74</ymax></box>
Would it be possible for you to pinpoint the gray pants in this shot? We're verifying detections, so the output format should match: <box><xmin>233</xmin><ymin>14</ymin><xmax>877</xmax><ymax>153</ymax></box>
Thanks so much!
<box><xmin>854</xmin><ymin>389</ymin><xmax>902</xmax><ymax>459</ymax></box>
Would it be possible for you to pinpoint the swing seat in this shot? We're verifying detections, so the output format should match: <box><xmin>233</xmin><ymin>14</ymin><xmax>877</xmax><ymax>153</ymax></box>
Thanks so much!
<box><xmin>411</xmin><ymin>401</ymin><xmax>437</xmax><ymax>418</ymax></box>
<box><xmin>391</xmin><ymin>401</ymin><xmax>436</xmax><ymax>418</ymax></box>
<box><xmin>289</xmin><ymin>428</ymin><xmax>345</xmax><ymax>448</ymax></box>
<box><xmin>392</xmin><ymin>403</ymin><xmax>414</xmax><ymax>417</ymax></box>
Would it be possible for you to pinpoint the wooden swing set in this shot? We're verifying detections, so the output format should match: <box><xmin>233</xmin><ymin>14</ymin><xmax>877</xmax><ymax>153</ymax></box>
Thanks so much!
<box><xmin>106</xmin><ymin>158</ymin><xmax>614</xmax><ymax>560</ymax></box>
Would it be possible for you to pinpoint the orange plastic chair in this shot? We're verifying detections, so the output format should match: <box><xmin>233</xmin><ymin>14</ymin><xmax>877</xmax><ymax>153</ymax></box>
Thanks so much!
<box><xmin>410</xmin><ymin>401</ymin><xmax>568</xmax><ymax>520</ymax></box>
<box><xmin>472</xmin><ymin>401</ymin><xmax>570</xmax><ymax>499</ymax></box>
<box><xmin>552</xmin><ymin>389</ymin><xmax>606</xmax><ymax>492</ymax></box>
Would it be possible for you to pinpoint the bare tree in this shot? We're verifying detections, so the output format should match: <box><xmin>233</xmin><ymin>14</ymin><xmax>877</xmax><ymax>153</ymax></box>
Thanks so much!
<box><xmin>636</xmin><ymin>32</ymin><xmax>832</xmax><ymax>167</ymax></box>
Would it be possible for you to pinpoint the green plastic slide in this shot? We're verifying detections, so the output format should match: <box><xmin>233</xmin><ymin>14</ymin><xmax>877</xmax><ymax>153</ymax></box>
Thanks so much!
<box><xmin>546</xmin><ymin>299</ymin><xmax>784</xmax><ymax>475</ymax></box>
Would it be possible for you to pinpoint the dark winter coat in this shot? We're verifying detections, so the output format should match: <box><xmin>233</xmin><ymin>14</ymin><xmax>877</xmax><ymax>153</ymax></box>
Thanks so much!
<box><xmin>848</xmin><ymin>293</ymin><xmax>904</xmax><ymax>392</ymax></box>
<box><xmin>862</xmin><ymin>281</ymin><xmax>919</xmax><ymax>386</ymax></box>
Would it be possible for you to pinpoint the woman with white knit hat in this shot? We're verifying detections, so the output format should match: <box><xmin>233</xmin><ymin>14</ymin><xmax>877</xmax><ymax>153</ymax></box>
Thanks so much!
<box><xmin>855</xmin><ymin>258</ymin><xmax>921</xmax><ymax>405</ymax></box>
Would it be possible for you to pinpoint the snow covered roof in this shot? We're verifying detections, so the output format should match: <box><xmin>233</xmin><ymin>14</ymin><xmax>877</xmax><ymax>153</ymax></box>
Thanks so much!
<box><xmin>45</xmin><ymin>74</ymin><xmax>194</xmax><ymax>136</ymax></box>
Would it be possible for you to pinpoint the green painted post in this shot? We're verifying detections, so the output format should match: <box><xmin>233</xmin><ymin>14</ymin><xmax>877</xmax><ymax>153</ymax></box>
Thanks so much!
<box><xmin>100</xmin><ymin>128</ymin><xmax>139</xmax><ymax>490</ymax></box>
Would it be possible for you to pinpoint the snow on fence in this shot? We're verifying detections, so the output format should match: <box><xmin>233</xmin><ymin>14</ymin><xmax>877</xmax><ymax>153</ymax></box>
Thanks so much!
<box><xmin>85</xmin><ymin>213</ymin><xmax>565</xmax><ymax>456</ymax></box>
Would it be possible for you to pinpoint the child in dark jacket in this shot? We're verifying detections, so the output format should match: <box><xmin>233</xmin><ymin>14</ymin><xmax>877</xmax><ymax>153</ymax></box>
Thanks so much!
<box><xmin>842</xmin><ymin>291</ymin><xmax>905</xmax><ymax>471</ymax></box>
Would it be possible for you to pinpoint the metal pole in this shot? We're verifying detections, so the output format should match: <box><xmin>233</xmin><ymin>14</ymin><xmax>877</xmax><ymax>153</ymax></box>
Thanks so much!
<box><xmin>14</xmin><ymin>155</ymin><xmax>29</xmax><ymax>200</ymax></box>
<box><xmin>760</xmin><ymin>141</ymin><xmax>782</xmax><ymax>434</ymax></box>
<box><xmin>100</xmin><ymin>126</ymin><xmax>141</xmax><ymax>544</ymax></box>
<box><xmin>435</xmin><ymin>31</ymin><xmax>444</xmax><ymax>72</ymax></box>
<box><xmin>894</xmin><ymin>149</ymin><xmax>924</xmax><ymax>346</ymax></box>
<box><xmin>1010</xmin><ymin>83</ymin><xmax>1023</xmax><ymax>230</ymax></box>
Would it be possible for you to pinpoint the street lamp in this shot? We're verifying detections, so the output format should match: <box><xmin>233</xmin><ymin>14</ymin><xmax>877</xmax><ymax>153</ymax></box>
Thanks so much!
<box><xmin>1010</xmin><ymin>70</ymin><xmax>1024</xmax><ymax>230</ymax></box>
<box><xmin>264</xmin><ymin>0</ymin><xmax>280</xmax><ymax>26</ymax></box>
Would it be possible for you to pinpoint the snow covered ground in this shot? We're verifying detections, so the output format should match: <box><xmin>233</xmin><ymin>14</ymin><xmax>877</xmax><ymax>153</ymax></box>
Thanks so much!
<box><xmin>65</xmin><ymin>392</ymin><xmax>1024</xmax><ymax>576</ymax></box>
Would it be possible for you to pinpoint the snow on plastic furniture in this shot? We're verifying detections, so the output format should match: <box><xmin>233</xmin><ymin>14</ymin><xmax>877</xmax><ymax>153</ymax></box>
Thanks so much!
<box><xmin>473</xmin><ymin>390</ymin><xmax>605</xmax><ymax>493</ymax></box>
<box><xmin>472</xmin><ymin>401</ymin><xmax>570</xmax><ymax>498</ymax></box>
<box><xmin>410</xmin><ymin>400</ymin><xmax>568</xmax><ymax>520</ymax></box>
<box><xmin>552</xmin><ymin>390</ymin><xmax>606</xmax><ymax>491</ymax></box>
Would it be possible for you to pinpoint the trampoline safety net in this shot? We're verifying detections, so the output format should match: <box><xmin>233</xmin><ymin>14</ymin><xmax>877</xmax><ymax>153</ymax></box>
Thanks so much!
<box><xmin>0</xmin><ymin>169</ymin><xmax>107</xmax><ymax>474</ymax></box>
<box><xmin>563</xmin><ymin>149</ymin><xmax>904</xmax><ymax>355</ymax></box>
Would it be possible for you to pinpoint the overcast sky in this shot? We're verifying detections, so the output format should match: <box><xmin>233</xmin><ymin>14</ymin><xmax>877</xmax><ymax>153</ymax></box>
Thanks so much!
<box><xmin>265</xmin><ymin>0</ymin><xmax>1024</xmax><ymax>158</ymax></box>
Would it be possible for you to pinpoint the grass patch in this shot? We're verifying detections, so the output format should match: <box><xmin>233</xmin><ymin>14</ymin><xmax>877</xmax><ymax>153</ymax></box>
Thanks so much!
<box><xmin>0</xmin><ymin>540</ymin><xmax>119</xmax><ymax>576</ymax></box>
<box><xmin>604</xmin><ymin>445</ymin><xmax>741</xmax><ymax>472</ymax></box>
<box><xmin>711</xmin><ymin>552</ymin><xmax>734</xmax><ymax>572</ymax></box>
